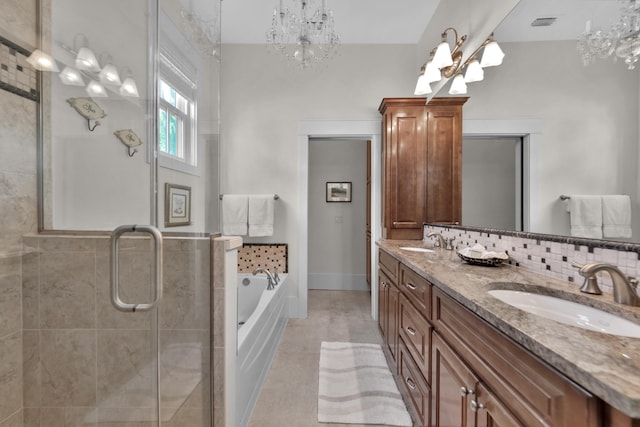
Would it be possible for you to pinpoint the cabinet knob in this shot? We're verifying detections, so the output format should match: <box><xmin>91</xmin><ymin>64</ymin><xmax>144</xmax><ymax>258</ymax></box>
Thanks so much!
<box><xmin>405</xmin><ymin>377</ymin><xmax>416</xmax><ymax>390</ymax></box>
<box><xmin>460</xmin><ymin>386</ymin><xmax>474</xmax><ymax>396</ymax></box>
<box><xmin>470</xmin><ymin>400</ymin><xmax>486</xmax><ymax>412</ymax></box>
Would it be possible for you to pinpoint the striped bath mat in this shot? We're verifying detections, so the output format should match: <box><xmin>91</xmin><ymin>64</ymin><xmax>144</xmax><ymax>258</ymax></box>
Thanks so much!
<box><xmin>318</xmin><ymin>342</ymin><xmax>412</xmax><ymax>426</ymax></box>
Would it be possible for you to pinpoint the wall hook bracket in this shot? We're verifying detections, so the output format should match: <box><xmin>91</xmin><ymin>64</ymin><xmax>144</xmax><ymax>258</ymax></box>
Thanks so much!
<box><xmin>128</xmin><ymin>146</ymin><xmax>138</xmax><ymax>157</ymax></box>
<box><xmin>87</xmin><ymin>119</ymin><xmax>100</xmax><ymax>131</ymax></box>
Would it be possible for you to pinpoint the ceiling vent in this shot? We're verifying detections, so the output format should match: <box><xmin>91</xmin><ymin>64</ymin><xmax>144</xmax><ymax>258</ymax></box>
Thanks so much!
<box><xmin>531</xmin><ymin>17</ymin><xmax>557</xmax><ymax>27</ymax></box>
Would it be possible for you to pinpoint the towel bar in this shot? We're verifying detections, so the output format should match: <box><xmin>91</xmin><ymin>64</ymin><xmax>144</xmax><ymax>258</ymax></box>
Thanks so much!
<box><xmin>559</xmin><ymin>195</ymin><xmax>570</xmax><ymax>200</ymax></box>
<box><xmin>219</xmin><ymin>194</ymin><xmax>279</xmax><ymax>200</ymax></box>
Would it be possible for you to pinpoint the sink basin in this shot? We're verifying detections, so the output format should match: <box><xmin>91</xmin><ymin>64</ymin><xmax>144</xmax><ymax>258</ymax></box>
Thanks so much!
<box><xmin>488</xmin><ymin>289</ymin><xmax>640</xmax><ymax>338</ymax></box>
<box><xmin>400</xmin><ymin>247</ymin><xmax>435</xmax><ymax>253</ymax></box>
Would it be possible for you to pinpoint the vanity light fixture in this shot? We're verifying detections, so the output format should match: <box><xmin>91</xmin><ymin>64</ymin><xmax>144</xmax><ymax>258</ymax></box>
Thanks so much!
<box><xmin>59</xmin><ymin>66</ymin><xmax>85</xmax><ymax>86</ymax></box>
<box><xmin>86</xmin><ymin>79</ymin><xmax>108</xmax><ymax>97</ymax></box>
<box><xmin>26</xmin><ymin>49</ymin><xmax>59</xmax><ymax>72</ymax></box>
<box><xmin>415</xmin><ymin>28</ymin><xmax>504</xmax><ymax>96</ymax></box>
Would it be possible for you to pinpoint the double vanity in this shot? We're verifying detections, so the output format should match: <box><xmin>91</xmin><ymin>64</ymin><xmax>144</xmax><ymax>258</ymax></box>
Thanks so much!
<box><xmin>377</xmin><ymin>239</ymin><xmax>640</xmax><ymax>427</ymax></box>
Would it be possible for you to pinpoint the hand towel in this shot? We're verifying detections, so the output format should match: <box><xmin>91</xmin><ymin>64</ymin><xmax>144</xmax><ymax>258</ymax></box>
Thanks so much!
<box><xmin>222</xmin><ymin>195</ymin><xmax>248</xmax><ymax>236</ymax></box>
<box><xmin>248</xmin><ymin>195</ymin><xmax>274</xmax><ymax>237</ymax></box>
<box><xmin>602</xmin><ymin>195</ymin><xmax>632</xmax><ymax>238</ymax></box>
<box><xmin>569</xmin><ymin>195</ymin><xmax>603</xmax><ymax>238</ymax></box>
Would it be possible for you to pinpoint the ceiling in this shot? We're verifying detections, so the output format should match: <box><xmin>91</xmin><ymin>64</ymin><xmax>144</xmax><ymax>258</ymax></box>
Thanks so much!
<box><xmin>220</xmin><ymin>0</ymin><xmax>622</xmax><ymax>44</ymax></box>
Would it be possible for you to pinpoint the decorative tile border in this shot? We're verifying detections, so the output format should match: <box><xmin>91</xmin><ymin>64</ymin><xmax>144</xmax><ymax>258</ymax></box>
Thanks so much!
<box><xmin>237</xmin><ymin>243</ymin><xmax>288</xmax><ymax>274</ymax></box>
<box><xmin>0</xmin><ymin>34</ymin><xmax>39</xmax><ymax>101</ymax></box>
<box><xmin>424</xmin><ymin>224</ymin><xmax>640</xmax><ymax>294</ymax></box>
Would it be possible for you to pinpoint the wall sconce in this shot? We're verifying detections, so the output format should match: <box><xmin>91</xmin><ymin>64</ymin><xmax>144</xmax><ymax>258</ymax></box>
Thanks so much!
<box><xmin>26</xmin><ymin>49</ymin><xmax>59</xmax><ymax>72</ymax></box>
<box><xmin>414</xmin><ymin>28</ymin><xmax>505</xmax><ymax>97</ymax></box>
<box><xmin>74</xmin><ymin>34</ymin><xmax>100</xmax><ymax>72</ymax></box>
<box><xmin>98</xmin><ymin>53</ymin><xmax>121</xmax><ymax>86</ymax></box>
<box><xmin>59</xmin><ymin>66</ymin><xmax>84</xmax><ymax>86</ymax></box>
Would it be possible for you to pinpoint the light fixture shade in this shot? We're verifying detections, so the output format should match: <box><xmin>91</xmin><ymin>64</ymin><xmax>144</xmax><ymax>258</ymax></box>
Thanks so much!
<box><xmin>119</xmin><ymin>77</ymin><xmax>139</xmax><ymax>97</ymax></box>
<box><xmin>433</xmin><ymin>41</ymin><xmax>454</xmax><ymax>68</ymax></box>
<box><xmin>86</xmin><ymin>80</ymin><xmax>108</xmax><ymax>97</ymax></box>
<box><xmin>464</xmin><ymin>59</ymin><xmax>484</xmax><ymax>82</ymax></box>
<box><xmin>59</xmin><ymin>66</ymin><xmax>84</xmax><ymax>86</ymax></box>
<box><xmin>414</xmin><ymin>73</ymin><xmax>432</xmax><ymax>96</ymax></box>
<box><xmin>26</xmin><ymin>49</ymin><xmax>59</xmax><ymax>72</ymax></box>
<box><xmin>425</xmin><ymin>60</ymin><xmax>442</xmax><ymax>83</ymax></box>
<box><xmin>480</xmin><ymin>41</ymin><xmax>505</xmax><ymax>67</ymax></box>
<box><xmin>449</xmin><ymin>73</ymin><xmax>467</xmax><ymax>95</ymax></box>
<box><xmin>75</xmin><ymin>47</ymin><xmax>101</xmax><ymax>72</ymax></box>
<box><xmin>99</xmin><ymin>63</ymin><xmax>121</xmax><ymax>85</ymax></box>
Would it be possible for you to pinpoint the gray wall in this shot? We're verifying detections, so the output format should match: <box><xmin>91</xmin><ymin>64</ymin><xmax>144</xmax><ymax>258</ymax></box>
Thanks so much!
<box><xmin>308</xmin><ymin>139</ymin><xmax>368</xmax><ymax>290</ymax></box>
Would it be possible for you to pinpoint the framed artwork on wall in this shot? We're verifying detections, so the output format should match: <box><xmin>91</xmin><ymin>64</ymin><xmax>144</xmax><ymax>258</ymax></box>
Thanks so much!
<box><xmin>326</xmin><ymin>182</ymin><xmax>352</xmax><ymax>203</ymax></box>
<box><xmin>165</xmin><ymin>183</ymin><xmax>191</xmax><ymax>227</ymax></box>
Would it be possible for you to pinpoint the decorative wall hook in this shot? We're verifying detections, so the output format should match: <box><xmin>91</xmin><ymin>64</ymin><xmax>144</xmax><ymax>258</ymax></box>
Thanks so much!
<box><xmin>67</xmin><ymin>97</ymin><xmax>106</xmax><ymax>132</ymax></box>
<box><xmin>114</xmin><ymin>129</ymin><xmax>142</xmax><ymax>157</ymax></box>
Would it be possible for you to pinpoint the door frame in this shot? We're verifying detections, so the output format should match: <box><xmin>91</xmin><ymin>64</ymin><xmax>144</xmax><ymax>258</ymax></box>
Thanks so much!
<box><xmin>297</xmin><ymin>120</ymin><xmax>382</xmax><ymax>319</ymax></box>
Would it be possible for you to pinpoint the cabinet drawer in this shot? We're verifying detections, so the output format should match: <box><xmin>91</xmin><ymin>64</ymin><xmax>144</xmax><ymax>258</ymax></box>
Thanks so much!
<box><xmin>399</xmin><ymin>338</ymin><xmax>430</xmax><ymax>427</ymax></box>
<box><xmin>379</xmin><ymin>249</ymin><xmax>399</xmax><ymax>282</ymax></box>
<box><xmin>399</xmin><ymin>293</ymin><xmax>431</xmax><ymax>384</ymax></box>
<box><xmin>432</xmin><ymin>288</ymin><xmax>600</xmax><ymax>427</ymax></box>
<box><xmin>399</xmin><ymin>264</ymin><xmax>432</xmax><ymax>319</ymax></box>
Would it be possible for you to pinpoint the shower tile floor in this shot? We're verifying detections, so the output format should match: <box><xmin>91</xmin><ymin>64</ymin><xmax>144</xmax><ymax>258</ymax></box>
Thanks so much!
<box><xmin>248</xmin><ymin>290</ymin><xmax>392</xmax><ymax>427</ymax></box>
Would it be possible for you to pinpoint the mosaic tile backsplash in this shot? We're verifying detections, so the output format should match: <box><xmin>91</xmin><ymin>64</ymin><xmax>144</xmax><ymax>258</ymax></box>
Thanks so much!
<box><xmin>0</xmin><ymin>34</ymin><xmax>38</xmax><ymax>101</ymax></box>
<box><xmin>425</xmin><ymin>224</ymin><xmax>640</xmax><ymax>295</ymax></box>
<box><xmin>238</xmin><ymin>244</ymin><xmax>288</xmax><ymax>274</ymax></box>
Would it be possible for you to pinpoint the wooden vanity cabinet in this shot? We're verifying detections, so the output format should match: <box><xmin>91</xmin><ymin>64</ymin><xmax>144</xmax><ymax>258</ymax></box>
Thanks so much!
<box><xmin>379</xmin><ymin>97</ymin><xmax>467</xmax><ymax>240</ymax></box>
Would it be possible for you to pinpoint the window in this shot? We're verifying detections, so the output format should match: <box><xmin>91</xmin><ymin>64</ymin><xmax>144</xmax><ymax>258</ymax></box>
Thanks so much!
<box><xmin>156</xmin><ymin>45</ymin><xmax>198</xmax><ymax>175</ymax></box>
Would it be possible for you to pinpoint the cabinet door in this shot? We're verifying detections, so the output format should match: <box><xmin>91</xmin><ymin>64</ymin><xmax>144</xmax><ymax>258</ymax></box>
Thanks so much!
<box><xmin>473</xmin><ymin>383</ymin><xmax>524</xmax><ymax>427</ymax></box>
<box><xmin>384</xmin><ymin>104</ymin><xmax>428</xmax><ymax>239</ymax></box>
<box><xmin>387</xmin><ymin>281</ymin><xmax>399</xmax><ymax>362</ymax></box>
<box><xmin>378</xmin><ymin>269</ymin><xmax>389</xmax><ymax>337</ymax></box>
<box><xmin>432</xmin><ymin>332</ymin><xmax>476</xmax><ymax>427</ymax></box>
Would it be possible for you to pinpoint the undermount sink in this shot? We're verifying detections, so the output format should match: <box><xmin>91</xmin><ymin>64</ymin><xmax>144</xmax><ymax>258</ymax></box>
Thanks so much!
<box><xmin>399</xmin><ymin>247</ymin><xmax>435</xmax><ymax>253</ymax></box>
<box><xmin>488</xmin><ymin>289</ymin><xmax>640</xmax><ymax>338</ymax></box>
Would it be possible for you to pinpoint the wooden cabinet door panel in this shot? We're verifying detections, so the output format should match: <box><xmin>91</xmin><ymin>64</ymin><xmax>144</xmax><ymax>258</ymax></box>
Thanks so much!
<box><xmin>387</xmin><ymin>281</ymin><xmax>399</xmax><ymax>362</ymax></box>
<box><xmin>474</xmin><ymin>383</ymin><xmax>524</xmax><ymax>427</ymax></box>
<box><xmin>378</xmin><ymin>269</ymin><xmax>389</xmax><ymax>337</ymax></box>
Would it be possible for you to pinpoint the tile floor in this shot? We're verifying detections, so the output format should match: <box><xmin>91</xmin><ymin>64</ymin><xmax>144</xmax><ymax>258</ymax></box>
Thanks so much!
<box><xmin>247</xmin><ymin>290</ymin><xmax>393</xmax><ymax>427</ymax></box>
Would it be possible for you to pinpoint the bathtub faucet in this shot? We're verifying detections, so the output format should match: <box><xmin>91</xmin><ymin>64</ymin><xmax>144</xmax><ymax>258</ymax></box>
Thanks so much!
<box><xmin>252</xmin><ymin>267</ymin><xmax>276</xmax><ymax>290</ymax></box>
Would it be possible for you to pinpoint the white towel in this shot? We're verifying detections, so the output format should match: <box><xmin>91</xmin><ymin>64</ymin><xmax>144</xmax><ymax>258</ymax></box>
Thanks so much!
<box><xmin>602</xmin><ymin>195</ymin><xmax>632</xmax><ymax>238</ymax></box>
<box><xmin>568</xmin><ymin>195</ymin><xmax>603</xmax><ymax>238</ymax></box>
<box><xmin>222</xmin><ymin>195</ymin><xmax>248</xmax><ymax>236</ymax></box>
<box><xmin>248</xmin><ymin>195</ymin><xmax>274</xmax><ymax>237</ymax></box>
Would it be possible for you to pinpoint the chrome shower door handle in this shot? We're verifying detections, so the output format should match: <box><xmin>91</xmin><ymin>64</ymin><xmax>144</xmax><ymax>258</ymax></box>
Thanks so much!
<box><xmin>110</xmin><ymin>224</ymin><xmax>163</xmax><ymax>313</ymax></box>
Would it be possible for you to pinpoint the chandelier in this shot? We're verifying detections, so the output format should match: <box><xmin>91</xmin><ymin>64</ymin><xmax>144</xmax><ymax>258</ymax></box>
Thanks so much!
<box><xmin>577</xmin><ymin>0</ymin><xmax>640</xmax><ymax>69</ymax></box>
<box><xmin>266</xmin><ymin>0</ymin><xmax>340</xmax><ymax>69</ymax></box>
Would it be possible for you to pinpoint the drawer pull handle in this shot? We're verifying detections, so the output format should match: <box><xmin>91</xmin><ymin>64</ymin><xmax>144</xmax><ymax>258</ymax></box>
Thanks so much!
<box><xmin>405</xmin><ymin>282</ymin><xmax>417</xmax><ymax>290</ymax></box>
<box><xmin>470</xmin><ymin>400</ymin><xmax>486</xmax><ymax>412</ymax></box>
<box><xmin>460</xmin><ymin>386</ymin><xmax>474</xmax><ymax>396</ymax></box>
<box><xmin>406</xmin><ymin>326</ymin><xmax>416</xmax><ymax>336</ymax></box>
<box><xmin>405</xmin><ymin>377</ymin><xmax>416</xmax><ymax>390</ymax></box>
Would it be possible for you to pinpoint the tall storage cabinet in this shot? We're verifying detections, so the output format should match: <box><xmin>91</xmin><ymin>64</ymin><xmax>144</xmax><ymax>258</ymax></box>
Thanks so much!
<box><xmin>379</xmin><ymin>97</ymin><xmax>468</xmax><ymax>240</ymax></box>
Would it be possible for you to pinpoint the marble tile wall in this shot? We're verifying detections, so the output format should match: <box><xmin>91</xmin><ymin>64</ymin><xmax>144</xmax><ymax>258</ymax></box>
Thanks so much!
<box><xmin>20</xmin><ymin>235</ymin><xmax>212</xmax><ymax>427</ymax></box>
<box><xmin>0</xmin><ymin>1</ymin><xmax>39</xmax><ymax>425</ymax></box>
<box><xmin>425</xmin><ymin>224</ymin><xmax>640</xmax><ymax>295</ymax></box>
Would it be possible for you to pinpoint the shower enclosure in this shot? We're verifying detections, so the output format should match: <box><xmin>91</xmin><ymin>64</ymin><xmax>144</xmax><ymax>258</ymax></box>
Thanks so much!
<box><xmin>25</xmin><ymin>0</ymin><xmax>221</xmax><ymax>425</ymax></box>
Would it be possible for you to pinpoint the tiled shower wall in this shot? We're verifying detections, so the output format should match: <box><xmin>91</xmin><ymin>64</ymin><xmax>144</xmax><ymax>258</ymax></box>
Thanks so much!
<box><xmin>0</xmin><ymin>1</ymin><xmax>39</xmax><ymax>425</ymax></box>
<box><xmin>425</xmin><ymin>224</ymin><xmax>640</xmax><ymax>295</ymax></box>
<box><xmin>20</xmin><ymin>235</ymin><xmax>211</xmax><ymax>426</ymax></box>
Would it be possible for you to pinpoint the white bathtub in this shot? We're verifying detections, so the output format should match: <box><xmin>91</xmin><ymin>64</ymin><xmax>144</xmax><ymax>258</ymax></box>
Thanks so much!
<box><xmin>236</xmin><ymin>273</ymin><xmax>288</xmax><ymax>427</ymax></box>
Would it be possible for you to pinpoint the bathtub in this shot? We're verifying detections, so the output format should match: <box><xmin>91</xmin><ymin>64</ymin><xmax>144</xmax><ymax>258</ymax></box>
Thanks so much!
<box><xmin>236</xmin><ymin>273</ymin><xmax>288</xmax><ymax>427</ymax></box>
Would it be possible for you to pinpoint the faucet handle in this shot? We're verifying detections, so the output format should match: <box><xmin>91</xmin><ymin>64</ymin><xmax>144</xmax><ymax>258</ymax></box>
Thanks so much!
<box><xmin>273</xmin><ymin>267</ymin><xmax>280</xmax><ymax>284</ymax></box>
<box><xmin>570</xmin><ymin>261</ymin><xmax>585</xmax><ymax>270</ymax></box>
<box><xmin>629</xmin><ymin>277</ymin><xmax>638</xmax><ymax>291</ymax></box>
<box><xmin>445</xmin><ymin>236</ymin><xmax>456</xmax><ymax>251</ymax></box>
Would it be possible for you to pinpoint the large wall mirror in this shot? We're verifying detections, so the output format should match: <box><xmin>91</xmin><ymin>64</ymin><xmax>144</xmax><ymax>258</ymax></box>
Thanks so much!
<box><xmin>39</xmin><ymin>0</ymin><xmax>220</xmax><ymax>233</ymax></box>
<box><xmin>459</xmin><ymin>0</ymin><xmax>640</xmax><ymax>244</ymax></box>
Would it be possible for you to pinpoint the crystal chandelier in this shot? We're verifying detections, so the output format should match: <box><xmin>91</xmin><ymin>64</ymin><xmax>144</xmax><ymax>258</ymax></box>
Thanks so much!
<box><xmin>577</xmin><ymin>0</ymin><xmax>640</xmax><ymax>69</ymax></box>
<box><xmin>266</xmin><ymin>0</ymin><xmax>340</xmax><ymax>69</ymax></box>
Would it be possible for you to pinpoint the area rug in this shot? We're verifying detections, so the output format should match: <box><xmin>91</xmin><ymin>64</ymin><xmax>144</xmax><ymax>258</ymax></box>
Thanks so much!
<box><xmin>318</xmin><ymin>342</ymin><xmax>413</xmax><ymax>426</ymax></box>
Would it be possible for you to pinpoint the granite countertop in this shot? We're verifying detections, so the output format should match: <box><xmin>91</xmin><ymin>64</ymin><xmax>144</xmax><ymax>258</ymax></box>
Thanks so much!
<box><xmin>377</xmin><ymin>239</ymin><xmax>640</xmax><ymax>418</ymax></box>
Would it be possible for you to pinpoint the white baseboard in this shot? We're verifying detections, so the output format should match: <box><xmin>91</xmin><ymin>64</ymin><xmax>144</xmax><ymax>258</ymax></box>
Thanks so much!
<box><xmin>308</xmin><ymin>273</ymin><xmax>369</xmax><ymax>291</ymax></box>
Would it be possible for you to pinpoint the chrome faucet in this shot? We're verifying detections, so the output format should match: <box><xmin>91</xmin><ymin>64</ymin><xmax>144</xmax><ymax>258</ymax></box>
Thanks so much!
<box><xmin>574</xmin><ymin>262</ymin><xmax>640</xmax><ymax>306</ymax></box>
<box><xmin>427</xmin><ymin>232</ymin><xmax>455</xmax><ymax>250</ymax></box>
<box><xmin>252</xmin><ymin>267</ymin><xmax>276</xmax><ymax>290</ymax></box>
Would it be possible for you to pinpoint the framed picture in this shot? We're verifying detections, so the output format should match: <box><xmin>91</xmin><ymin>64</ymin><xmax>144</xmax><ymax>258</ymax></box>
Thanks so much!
<box><xmin>326</xmin><ymin>182</ymin><xmax>352</xmax><ymax>203</ymax></box>
<box><xmin>165</xmin><ymin>183</ymin><xmax>191</xmax><ymax>227</ymax></box>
